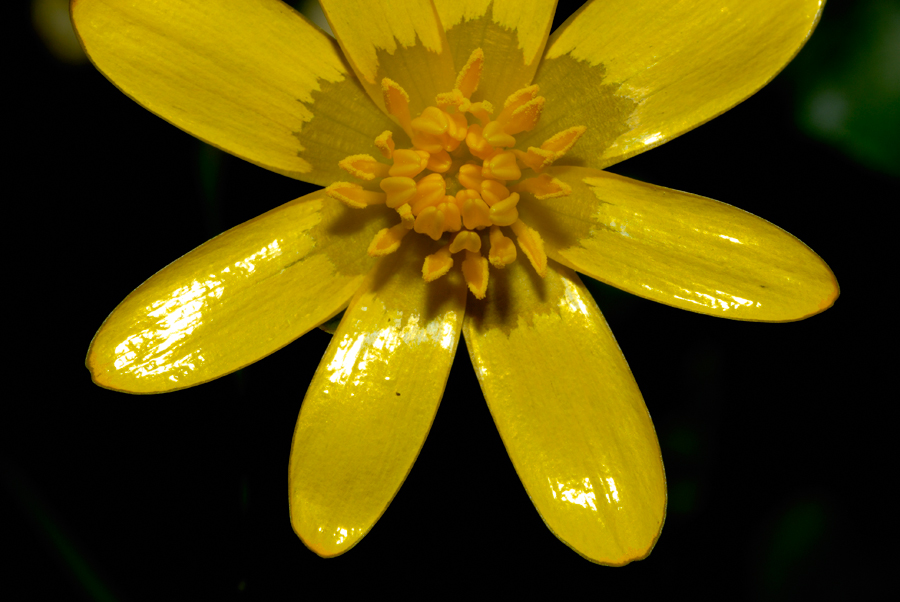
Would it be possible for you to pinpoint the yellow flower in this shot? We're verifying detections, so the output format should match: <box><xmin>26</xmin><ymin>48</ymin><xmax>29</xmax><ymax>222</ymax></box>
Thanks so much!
<box><xmin>74</xmin><ymin>0</ymin><xmax>838</xmax><ymax>565</ymax></box>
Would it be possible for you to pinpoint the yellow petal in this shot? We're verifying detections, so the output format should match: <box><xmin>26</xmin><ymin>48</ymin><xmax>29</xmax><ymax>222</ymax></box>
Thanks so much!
<box><xmin>289</xmin><ymin>235</ymin><xmax>467</xmax><ymax>557</ymax></box>
<box><xmin>523</xmin><ymin>0</ymin><xmax>824</xmax><ymax>169</ymax></box>
<box><xmin>519</xmin><ymin>166</ymin><xmax>839</xmax><ymax>321</ymax></box>
<box><xmin>86</xmin><ymin>191</ymin><xmax>393</xmax><ymax>393</ymax></box>
<box><xmin>434</xmin><ymin>0</ymin><xmax>555</xmax><ymax>106</ymax></box>
<box><xmin>463</xmin><ymin>260</ymin><xmax>665</xmax><ymax>565</ymax></box>
<box><xmin>319</xmin><ymin>0</ymin><xmax>456</xmax><ymax>116</ymax></box>
<box><xmin>71</xmin><ymin>0</ymin><xmax>394</xmax><ymax>186</ymax></box>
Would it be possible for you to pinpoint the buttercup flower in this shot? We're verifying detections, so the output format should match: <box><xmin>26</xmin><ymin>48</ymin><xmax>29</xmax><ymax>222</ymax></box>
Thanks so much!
<box><xmin>75</xmin><ymin>0</ymin><xmax>838</xmax><ymax>565</ymax></box>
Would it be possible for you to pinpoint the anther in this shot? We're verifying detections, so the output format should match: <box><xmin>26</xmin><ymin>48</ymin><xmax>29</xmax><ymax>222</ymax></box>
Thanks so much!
<box><xmin>455</xmin><ymin>48</ymin><xmax>484</xmax><ymax>99</ymax></box>
<box><xmin>382</xmin><ymin>78</ymin><xmax>413</xmax><ymax>136</ymax></box>
<box><xmin>512</xmin><ymin>174</ymin><xmax>572</xmax><ymax>199</ymax></box>
<box><xmin>396</xmin><ymin>203</ymin><xmax>415</xmax><ymax>229</ymax></box>
<box><xmin>503</xmin><ymin>96</ymin><xmax>544</xmax><ymax>135</ymax></box>
<box><xmin>465</xmin><ymin>124</ymin><xmax>496</xmax><ymax>160</ymax></box>
<box><xmin>411</xmin><ymin>173</ymin><xmax>446</xmax><ymax>214</ymax></box>
<box><xmin>368</xmin><ymin>223</ymin><xmax>410</xmax><ymax>257</ymax></box>
<box><xmin>462</xmin><ymin>250</ymin><xmax>489</xmax><ymax>299</ymax></box>
<box><xmin>426</xmin><ymin>149</ymin><xmax>452</xmax><ymax>173</ymax></box>
<box><xmin>439</xmin><ymin>200</ymin><xmax>462</xmax><ymax>232</ymax></box>
<box><xmin>374</xmin><ymin>130</ymin><xmax>395</xmax><ymax>159</ymax></box>
<box><xmin>480</xmin><ymin>180</ymin><xmax>510</xmax><ymax>206</ymax></box>
<box><xmin>458</xmin><ymin>163</ymin><xmax>484</xmax><ymax>190</ymax></box>
<box><xmin>488</xmin><ymin>192</ymin><xmax>520</xmax><ymax>226</ymax></box>
<box><xmin>488</xmin><ymin>226</ymin><xmax>517</xmax><ymax>268</ymax></box>
<box><xmin>414</xmin><ymin>206</ymin><xmax>445</xmax><ymax>241</ymax></box>
<box><xmin>541</xmin><ymin>126</ymin><xmax>586</xmax><ymax>155</ymax></box>
<box><xmin>482</xmin><ymin>120</ymin><xmax>516</xmax><ymax>148</ymax></box>
<box><xmin>380</xmin><ymin>176</ymin><xmax>417</xmax><ymax>208</ymax></box>
<box><xmin>411</xmin><ymin>106</ymin><xmax>449</xmax><ymax>137</ymax></box>
<box><xmin>510</xmin><ymin>219</ymin><xmax>547</xmax><ymax>277</ymax></box>
<box><xmin>389</xmin><ymin>149</ymin><xmax>430</xmax><ymax>178</ymax></box>
<box><xmin>482</xmin><ymin>151</ymin><xmax>521</xmax><ymax>181</ymax></box>
<box><xmin>460</xmin><ymin>194</ymin><xmax>492</xmax><ymax>230</ymax></box>
<box><xmin>339</xmin><ymin>154</ymin><xmax>390</xmax><ymax>180</ymax></box>
<box><xmin>325</xmin><ymin>182</ymin><xmax>387</xmax><ymax>209</ymax></box>
<box><xmin>498</xmin><ymin>85</ymin><xmax>539</xmax><ymax>125</ymax></box>
<box><xmin>422</xmin><ymin>245</ymin><xmax>454</xmax><ymax>282</ymax></box>
<box><xmin>449</xmin><ymin>230</ymin><xmax>481</xmax><ymax>254</ymax></box>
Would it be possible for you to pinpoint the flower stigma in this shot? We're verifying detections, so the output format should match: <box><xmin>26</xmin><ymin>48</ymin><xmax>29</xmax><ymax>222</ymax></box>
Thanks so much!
<box><xmin>325</xmin><ymin>48</ymin><xmax>586</xmax><ymax>299</ymax></box>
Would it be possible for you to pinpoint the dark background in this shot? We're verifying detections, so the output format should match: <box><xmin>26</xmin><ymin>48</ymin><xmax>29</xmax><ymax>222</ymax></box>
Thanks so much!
<box><xmin>8</xmin><ymin>0</ymin><xmax>896</xmax><ymax>598</ymax></box>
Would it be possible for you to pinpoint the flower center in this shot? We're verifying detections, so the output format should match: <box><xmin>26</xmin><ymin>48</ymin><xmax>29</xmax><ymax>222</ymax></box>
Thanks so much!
<box><xmin>325</xmin><ymin>48</ymin><xmax>585</xmax><ymax>299</ymax></box>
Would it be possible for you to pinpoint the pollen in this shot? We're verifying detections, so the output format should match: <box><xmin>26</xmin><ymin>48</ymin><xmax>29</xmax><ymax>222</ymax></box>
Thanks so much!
<box><xmin>327</xmin><ymin>49</ymin><xmax>586</xmax><ymax>297</ymax></box>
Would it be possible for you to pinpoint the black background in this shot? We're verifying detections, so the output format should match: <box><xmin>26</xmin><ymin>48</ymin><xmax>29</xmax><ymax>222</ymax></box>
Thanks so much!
<box><xmin>7</xmin><ymin>0</ymin><xmax>895</xmax><ymax>599</ymax></box>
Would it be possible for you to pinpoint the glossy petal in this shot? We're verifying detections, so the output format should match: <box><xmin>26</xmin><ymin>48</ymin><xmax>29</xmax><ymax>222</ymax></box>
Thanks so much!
<box><xmin>320</xmin><ymin>0</ymin><xmax>456</xmax><ymax>116</ymax></box>
<box><xmin>87</xmin><ymin>192</ymin><xmax>393</xmax><ymax>393</ymax></box>
<box><xmin>289</xmin><ymin>235</ymin><xmax>466</xmax><ymax>556</ymax></box>
<box><xmin>72</xmin><ymin>0</ymin><xmax>395</xmax><ymax>186</ymax></box>
<box><xmin>463</xmin><ymin>260</ymin><xmax>665</xmax><ymax>565</ymax></box>
<box><xmin>521</xmin><ymin>0</ymin><xmax>824</xmax><ymax>169</ymax></box>
<box><xmin>518</xmin><ymin>167</ymin><xmax>838</xmax><ymax>321</ymax></box>
<box><xmin>434</xmin><ymin>0</ymin><xmax>555</xmax><ymax>105</ymax></box>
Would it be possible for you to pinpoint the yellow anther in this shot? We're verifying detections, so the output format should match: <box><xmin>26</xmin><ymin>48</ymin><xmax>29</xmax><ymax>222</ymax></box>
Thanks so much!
<box><xmin>380</xmin><ymin>176</ymin><xmax>417</xmax><ymax>208</ymax></box>
<box><xmin>389</xmin><ymin>148</ymin><xmax>430</xmax><ymax>178</ymax></box>
<box><xmin>464</xmin><ymin>100</ymin><xmax>494</xmax><ymax>125</ymax></box>
<box><xmin>461</xmin><ymin>195</ymin><xmax>492</xmax><ymax>230</ymax></box>
<box><xmin>436</xmin><ymin>89</ymin><xmax>465</xmax><ymax>109</ymax></box>
<box><xmin>541</xmin><ymin>126</ymin><xmax>586</xmax><ymax>155</ymax></box>
<box><xmin>439</xmin><ymin>200</ymin><xmax>462</xmax><ymax>232</ymax></box>
<box><xmin>449</xmin><ymin>230</ymin><xmax>482</xmax><ymax>254</ymax></box>
<box><xmin>498</xmin><ymin>85</ymin><xmax>539</xmax><ymax>124</ymax></box>
<box><xmin>374</xmin><ymin>130</ymin><xmax>395</xmax><ymax>159</ymax></box>
<box><xmin>462</xmin><ymin>250</ymin><xmax>489</xmax><ymax>299</ymax></box>
<box><xmin>368</xmin><ymin>223</ymin><xmax>410</xmax><ymax>257</ymax></box>
<box><xmin>489</xmin><ymin>226</ymin><xmax>517</xmax><ymax>268</ymax></box>
<box><xmin>512</xmin><ymin>174</ymin><xmax>573</xmax><ymax>199</ymax></box>
<box><xmin>422</xmin><ymin>245</ymin><xmax>454</xmax><ymax>282</ymax></box>
<box><xmin>488</xmin><ymin>192</ymin><xmax>520</xmax><ymax>226</ymax></box>
<box><xmin>455</xmin><ymin>48</ymin><xmax>484</xmax><ymax>99</ymax></box>
<box><xmin>426</xmin><ymin>149</ymin><xmax>452</xmax><ymax>173</ymax></box>
<box><xmin>465</xmin><ymin>124</ymin><xmax>496</xmax><ymax>161</ymax></box>
<box><xmin>325</xmin><ymin>182</ymin><xmax>386</xmax><ymax>209</ymax></box>
<box><xmin>504</xmin><ymin>96</ymin><xmax>544</xmax><ymax>135</ymax></box>
<box><xmin>482</xmin><ymin>151</ymin><xmax>521</xmax><ymax>181</ymax></box>
<box><xmin>510</xmin><ymin>219</ymin><xmax>547</xmax><ymax>277</ymax></box>
<box><xmin>482</xmin><ymin>120</ymin><xmax>516</xmax><ymax>148</ymax></box>
<box><xmin>339</xmin><ymin>154</ymin><xmax>390</xmax><ymax>180</ymax></box>
<box><xmin>458</xmin><ymin>163</ymin><xmax>484</xmax><ymax>191</ymax></box>
<box><xmin>411</xmin><ymin>173</ymin><xmax>446</xmax><ymax>214</ymax></box>
<box><xmin>382</xmin><ymin>77</ymin><xmax>413</xmax><ymax>136</ymax></box>
<box><xmin>411</xmin><ymin>106</ymin><xmax>449</xmax><ymax>137</ymax></box>
<box><xmin>411</xmin><ymin>130</ymin><xmax>444</xmax><ymax>154</ymax></box>
<box><xmin>414</xmin><ymin>206</ymin><xmax>445</xmax><ymax>241</ymax></box>
<box><xmin>445</xmin><ymin>111</ymin><xmax>469</xmax><ymax>142</ymax></box>
<box><xmin>396</xmin><ymin>203</ymin><xmax>415</xmax><ymax>229</ymax></box>
<box><xmin>480</xmin><ymin>180</ymin><xmax>510</xmax><ymax>206</ymax></box>
<box><xmin>512</xmin><ymin>147</ymin><xmax>555</xmax><ymax>172</ymax></box>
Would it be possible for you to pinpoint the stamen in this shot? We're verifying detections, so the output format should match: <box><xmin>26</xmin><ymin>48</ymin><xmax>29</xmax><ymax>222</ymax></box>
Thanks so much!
<box><xmin>325</xmin><ymin>182</ymin><xmax>386</xmax><ymax>209</ymax></box>
<box><xmin>389</xmin><ymin>149</ymin><xmax>430</xmax><ymax>178</ymax></box>
<box><xmin>368</xmin><ymin>223</ymin><xmax>410</xmax><ymax>257</ymax></box>
<box><xmin>541</xmin><ymin>126</ymin><xmax>586</xmax><ymax>155</ymax></box>
<box><xmin>422</xmin><ymin>245</ymin><xmax>454</xmax><ymax>282</ymax></box>
<box><xmin>339</xmin><ymin>154</ymin><xmax>390</xmax><ymax>180</ymax></box>
<box><xmin>414</xmin><ymin>206</ymin><xmax>445</xmax><ymax>241</ymax></box>
<box><xmin>411</xmin><ymin>131</ymin><xmax>444</xmax><ymax>154</ymax></box>
<box><xmin>380</xmin><ymin>176</ymin><xmax>417</xmax><ymax>208</ymax></box>
<box><xmin>458</xmin><ymin>163</ymin><xmax>484</xmax><ymax>190</ymax></box>
<box><xmin>449</xmin><ymin>230</ymin><xmax>481</xmax><ymax>254</ymax></box>
<box><xmin>503</xmin><ymin>97</ymin><xmax>544</xmax><ymax>135</ymax></box>
<box><xmin>411</xmin><ymin>173</ymin><xmax>446</xmax><ymax>214</ymax></box>
<box><xmin>436</xmin><ymin>89</ymin><xmax>465</xmax><ymax>109</ymax></box>
<box><xmin>489</xmin><ymin>226</ymin><xmax>517</xmax><ymax>268</ymax></box>
<box><xmin>512</xmin><ymin>147</ymin><xmax>554</xmax><ymax>172</ymax></box>
<box><xmin>465</xmin><ymin>124</ymin><xmax>496</xmax><ymax>160</ymax></box>
<box><xmin>464</xmin><ymin>100</ymin><xmax>493</xmax><ymax>125</ymax></box>
<box><xmin>488</xmin><ymin>192</ymin><xmax>520</xmax><ymax>226</ymax></box>
<box><xmin>439</xmin><ymin>200</ymin><xmax>462</xmax><ymax>232</ymax></box>
<box><xmin>480</xmin><ymin>180</ymin><xmax>510</xmax><ymax>206</ymax></box>
<box><xmin>462</xmin><ymin>250</ymin><xmax>489</xmax><ymax>299</ymax></box>
<box><xmin>482</xmin><ymin>120</ymin><xmax>516</xmax><ymax>148</ymax></box>
<box><xmin>396</xmin><ymin>203</ymin><xmax>416</xmax><ymax>229</ymax></box>
<box><xmin>382</xmin><ymin>78</ymin><xmax>413</xmax><ymax>136</ymax></box>
<box><xmin>512</xmin><ymin>174</ymin><xmax>572</xmax><ymax>199</ymax></box>
<box><xmin>374</xmin><ymin>130</ymin><xmax>395</xmax><ymax>159</ymax></box>
<box><xmin>426</xmin><ymin>149</ymin><xmax>452</xmax><ymax>173</ymax></box>
<box><xmin>482</xmin><ymin>151</ymin><xmax>521</xmax><ymax>181</ymax></box>
<box><xmin>411</xmin><ymin>106</ymin><xmax>449</xmax><ymax>137</ymax></box>
<box><xmin>455</xmin><ymin>48</ymin><xmax>484</xmax><ymax>99</ymax></box>
<box><xmin>460</xmin><ymin>193</ymin><xmax>492</xmax><ymax>230</ymax></box>
<box><xmin>498</xmin><ymin>85</ymin><xmax>539</xmax><ymax>124</ymax></box>
<box><xmin>510</xmin><ymin>219</ymin><xmax>547</xmax><ymax>277</ymax></box>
